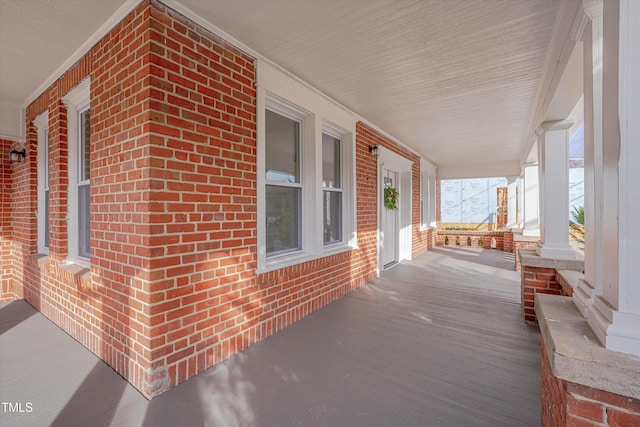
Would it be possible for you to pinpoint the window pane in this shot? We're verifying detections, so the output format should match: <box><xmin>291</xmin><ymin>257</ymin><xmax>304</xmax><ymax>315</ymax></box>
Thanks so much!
<box><xmin>323</xmin><ymin>190</ymin><xmax>342</xmax><ymax>244</ymax></box>
<box><xmin>322</xmin><ymin>133</ymin><xmax>341</xmax><ymax>188</ymax></box>
<box><xmin>265</xmin><ymin>110</ymin><xmax>300</xmax><ymax>183</ymax></box>
<box><xmin>266</xmin><ymin>185</ymin><xmax>300</xmax><ymax>255</ymax></box>
<box><xmin>80</xmin><ymin>109</ymin><xmax>90</xmax><ymax>182</ymax></box>
<box><xmin>44</xmin><ymin>130</ymin><xmax>50</xmax><ymax>188</ymax></box>
<box><xmin>45</xmin><ymin>189</ymin><xmax>50</xmax><ymax>249</ymax></box>
<box><xmin>78</xmin><ymin>184</ymin><xmax>90</xmax><ymax>258</ymax></box>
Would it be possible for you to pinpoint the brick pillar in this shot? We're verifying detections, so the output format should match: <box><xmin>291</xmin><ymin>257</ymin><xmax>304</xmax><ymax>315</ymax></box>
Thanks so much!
<box><xmin>521</xmin><ymin>266</ymin><xmax>562</xmax><ymax>324</ymax></box>
<box><xmin>542</xmin><ymin>342</ymin><xmax>640</xmax><ymax>426</ymax></box>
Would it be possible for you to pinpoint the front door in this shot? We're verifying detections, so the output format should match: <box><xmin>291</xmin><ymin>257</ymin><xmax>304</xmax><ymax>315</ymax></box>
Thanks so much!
<box><xmin>381</xmin><ymin>168</ymin><xmax>398</xmax><ymax>268</ymax></box>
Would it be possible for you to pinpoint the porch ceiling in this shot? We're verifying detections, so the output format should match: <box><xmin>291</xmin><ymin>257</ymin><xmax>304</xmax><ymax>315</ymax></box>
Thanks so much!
<box><xmin>0</xmin><ymin>0</ymin><xmax>581</xmax><ymax>178</ymax></box>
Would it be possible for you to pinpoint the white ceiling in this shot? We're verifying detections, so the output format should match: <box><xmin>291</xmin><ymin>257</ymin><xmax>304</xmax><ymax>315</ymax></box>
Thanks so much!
<box><xmin>0</xmin><ymin>0</ymin><xmax>583</xmax><ymax>178</ymax></box>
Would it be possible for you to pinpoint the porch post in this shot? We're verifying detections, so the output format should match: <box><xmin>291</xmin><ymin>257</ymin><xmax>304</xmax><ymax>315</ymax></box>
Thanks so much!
<box><xmin>575</xmin><ymin>0</ymin><xmax>604</xmax><ymax>316</ymax></box>
<box><xmin>588</xmin><ymin>0</ymin><xmax>640</xmax><ymax>357</ymax></box>
<box><xmin>535</xmin><ymin>121</ymin><xmax>576</xmax><ymax>260</ymax></box>
<box><xmin>506</xmin><ymin>176</ymin><xmax>518</xmax><ymax>229</ymax></box>
<box><xmin>522</xmin><ymin>163</ymin><xmax>539</xmax><ymax>237</ymax></box>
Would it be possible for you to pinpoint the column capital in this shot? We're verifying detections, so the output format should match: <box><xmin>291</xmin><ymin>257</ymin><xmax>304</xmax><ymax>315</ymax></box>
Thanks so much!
<box><xmin>541</xmin><ymin>120</ymin><xmax>574</xmax><ymax>132</ymax></box>
<box><xmin>584</xmin><ymin>0</ymin><xmax>603</xmax><ymax>20</ymax></box>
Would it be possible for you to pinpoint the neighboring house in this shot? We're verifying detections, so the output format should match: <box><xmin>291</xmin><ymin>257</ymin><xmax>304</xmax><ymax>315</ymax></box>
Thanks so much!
<box><xmin>0</xmin><ymin>1</ymin><xmax>437</xmax><ymax>398</ymax></box>
<box><xmin>439</xmin><ymin>177</ymin><xmax>509</xmax><ymax>227</ymax></box>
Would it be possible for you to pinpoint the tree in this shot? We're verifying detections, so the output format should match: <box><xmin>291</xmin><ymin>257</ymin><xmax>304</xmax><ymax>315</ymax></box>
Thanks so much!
<box><xmin>569</xmin><ymin>205</ymin><xmax>584</xmax><ymax>243</ymax></box>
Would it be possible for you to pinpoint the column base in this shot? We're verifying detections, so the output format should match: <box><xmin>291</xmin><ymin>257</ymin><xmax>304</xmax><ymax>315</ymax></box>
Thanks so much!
<box><xmin>535</xmin><ymin>241</ymin><xmax>577</xmax><ymax>259</ymax></box>
<box><xmin>588</xmin><ymin>296</ymin><xmax>640</xmax><ymax>357</ymax></box>
<box><xmin>573</xmin><ymin>278</ymin><xmax>598</xmax><ymax>317</ymax></box>
<box><xmin>522</xmin><ymin>228</ymin><xmax>540</xmax><ymax>237</ymax></box>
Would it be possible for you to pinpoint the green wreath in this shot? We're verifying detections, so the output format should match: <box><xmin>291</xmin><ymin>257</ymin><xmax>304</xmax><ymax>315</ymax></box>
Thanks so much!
<box><xmin>384</xmin><ymin>187</ymin><xmax>399</xmax><ymax>210</ymax></box>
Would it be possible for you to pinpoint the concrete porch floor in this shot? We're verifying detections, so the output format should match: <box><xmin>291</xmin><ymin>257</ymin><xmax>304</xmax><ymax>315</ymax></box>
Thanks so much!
<box><xmin>1</xmin><ymin>247</ymin><xmax>541</xmax><ymax>426</ymax></box>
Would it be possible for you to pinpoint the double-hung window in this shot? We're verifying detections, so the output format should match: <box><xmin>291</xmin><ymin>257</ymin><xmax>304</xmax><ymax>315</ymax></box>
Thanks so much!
<box><xmin>63</xmin><ymin>79</ymin><xmax>91</xmax><ymax>266</ymax></box>
<box><xmin>322</xmin><ymin>132</ymin><xmax>342</xmax><ymax>245</ymax></box>
<box><xmin>77</xmin><ymin>107</ymin><xmax>91</xmax><ymax>259</ymax></box>
<box><xmin>257</xmin><ymin>62</ymin><xmax>356</xmax><ymax>272</ymax></box>
<box><xmin>265</xmin><ymin>109</ymin><xmax>303</xmax><ymax>256</ymax></box>
<box><xmin>34</xmin><ymin>112</ymin><xmax>49</xmax><ymax>253</ymax></box>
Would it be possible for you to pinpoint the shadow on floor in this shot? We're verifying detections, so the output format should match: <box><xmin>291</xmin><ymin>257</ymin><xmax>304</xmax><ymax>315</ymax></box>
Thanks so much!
<box><xmin>1</xmin><ymin>248</ymin><xmax>540</xmax><ymax>427</ymax></box>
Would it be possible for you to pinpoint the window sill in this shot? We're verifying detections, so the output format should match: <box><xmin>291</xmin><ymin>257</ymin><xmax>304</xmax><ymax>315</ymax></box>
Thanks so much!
<box><xmin>59</xmin><ymin>262</ymin><xmax>92</xmax><ymax>290</ymax></box>
<box><xmin>29</xmin><ymin>253</ymin><xmax>50</xmax><ymax>267</ymax></box>
<box><xmin>322</xmin><ymin>242</ymin><xmax>357</xmax><ymax>257</ymax></box>
<box><xmin>258</xmin><ymin>243</ymin><xmax>356</xmax><ymax>274</ymax></box>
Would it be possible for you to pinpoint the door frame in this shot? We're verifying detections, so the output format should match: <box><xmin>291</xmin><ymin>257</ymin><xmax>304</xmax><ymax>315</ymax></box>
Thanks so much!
<box><xmin>377</xmin><ymin>146</ymin><xmax>413</xmax><ymax>273</ymax></box>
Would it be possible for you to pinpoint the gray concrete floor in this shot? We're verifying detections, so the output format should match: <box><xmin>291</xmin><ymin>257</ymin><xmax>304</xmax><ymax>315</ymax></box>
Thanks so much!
<box><xmin>1</xmin><ymin>247</ymin><xmax>541</xmax><ymax>427</ymax></box>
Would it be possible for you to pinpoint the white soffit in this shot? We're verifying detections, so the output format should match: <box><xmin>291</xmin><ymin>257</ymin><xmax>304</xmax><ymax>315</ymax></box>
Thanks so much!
<box><xmin>0</xmin><ymin>0</ymin><xmax>132</xmax><ymax>139</ymax></box>
<box><xmin>178</xmin><ymin>0</ymin><xmax>564</xmax><ymax>173</ymax></box>
<box><xmin>1</xmin><ymin>0</ymin><xmax>575</xmax><ymax>178</ymax></box>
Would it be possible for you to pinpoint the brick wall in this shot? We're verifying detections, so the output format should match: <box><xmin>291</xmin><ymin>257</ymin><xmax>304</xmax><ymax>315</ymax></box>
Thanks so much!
<box><xmin>355</xmin><ymin>123</ymin><xmax>432</xmax><ymax>259</ymax></box>
<box><xmin>521</xmin><ymin>266</ymin><xmax>565</xmax><ymax>324</ymax></box>
<box><xmin>436</xmin><ymin>230</ymin><xmax>508</xmax><ymax>250</ymax></box>
<box><xmin>504</xmin><ymin>231</ymin><xmax>513</xmax><ymax>252</ymax></box>
<box><xmin>542</xmin><ymin>341</ymin><xmax>568</xmax><ymax>426</ymax></box>
<box><xmin>4</xmin><ymin>0</ymin><xmax>438</xmax><ymax>399</ymax></box>
<box><xmin>0</xmin><ymin>139</ymin><xmax>18</xmax><ymax>301</ymax></box>
<box><xmin>514</xmin><ymin>240</ymin><xmax>538</xmax><ymax>271</ymax></box>
<box><xmin>542</xmin><ymin>342</ymin><xmax>640</xmax><ymax>426</ymax></box>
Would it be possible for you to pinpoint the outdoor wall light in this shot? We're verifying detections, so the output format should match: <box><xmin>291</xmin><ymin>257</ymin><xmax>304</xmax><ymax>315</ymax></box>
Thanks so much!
<box><xmin>368</xmin><ymin>145</ymin><xmax>379</xmax><ymax>157</ymax></box>
<box><xmin>9</xmin><ymin>149</ymin><xmax>26</xmax><ymax>163</ymax></box>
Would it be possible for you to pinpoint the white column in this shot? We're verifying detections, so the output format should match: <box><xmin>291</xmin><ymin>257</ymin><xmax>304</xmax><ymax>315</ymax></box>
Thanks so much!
<box><xmin>522</xmin><ymin>164</ymin><xmax>539</xmax><ymax>237</ymax></box>
<box><xmin>575</xmin><ymin>0</ymin><xmax>604</xmax><ymax>316</ymax></box>
<box><xmin>588</xmin><ymin>0</ymin><xmax>640</xmax><ymax>357</ymax></box>
<box><xmin>535</xmin><ymin>120</ymin><xmax>576</xmax><ymax>260</ymax></box>
<box><xmin>506</xmin><ymin>176</ymin><xmax>518</xmax><ymax>229</ymax></box>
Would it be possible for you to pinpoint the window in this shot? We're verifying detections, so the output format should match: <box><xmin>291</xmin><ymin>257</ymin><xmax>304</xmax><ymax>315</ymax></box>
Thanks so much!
<box><xmin>256</xmin><ymin>62</ymin><xmax>357</xmax><ymax>272</ymax></box>
<box><xmin>34</xmin><ymin>112</ymin><xmax>49</xmax><ymax>254</ymax></box>
<box><xmin>420</xmin><ymin>173</ymin><xmax>426</xmax><ymax>228</ymax></box>
<box><xmin>63</xmin><ymin>79</ymin><xmax>90</xmax><ymax>266</ymax></box>
<box><xmin>265</xmin><ymin>109</ymin><xmax>302</xmax><ymax>256</ymax></box>
<box><xmin>78</xmin><ymin>108</ymin><xmax>91</xmax><ymax>259</ymax></box>
<box><xmin>322</xmin><ymin>132</ymin><xmax>342</xmax><ymax>245</ymax></box>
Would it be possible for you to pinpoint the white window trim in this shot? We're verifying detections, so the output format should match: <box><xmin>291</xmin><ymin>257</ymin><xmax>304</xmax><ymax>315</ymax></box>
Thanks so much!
<box><xmin>62</xmin><ymin>78</ymin><xmax>90</xmax><ymax>268</ymax></box>
<box><xmin>264</xmin><ymin>98</ymin><xmax>312</xmax><ymax>259</ymax></box>
<box><xmin>34</xmin><ymin>111</ymin><xmax>49</xmax><ymax>254</ymax></box>
<box><xmin>319</xmin><ymin>121</ymin><xmax>355</xmax><ymax>256</ymax></box>
<box><xmin>257</xmin><ymin>62</ymin><xmax>357</xmax><ymax>273</ymax></box>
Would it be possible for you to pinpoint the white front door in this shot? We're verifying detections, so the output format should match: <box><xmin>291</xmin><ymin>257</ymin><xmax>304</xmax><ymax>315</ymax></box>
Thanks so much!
<box><xmin>381</xmin><ymin>168</ymin><xmax>399</xmax><ymax>268</ymax></box>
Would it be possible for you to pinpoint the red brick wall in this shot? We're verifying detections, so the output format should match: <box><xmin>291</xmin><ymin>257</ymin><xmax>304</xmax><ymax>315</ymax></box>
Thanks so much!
<box><xmin>542</xmin><ymin>341</ymin><xmax>568</xmax><ymax>427</ymax></box>
<box><xmin>436</xmin><ymin>230</ymin><xmax>509</xmax><ymax>250</ymax></box>
<box><xmin>515</xmin><ymin>240</ymin><xmax>538</xmax><ymax>271</ymax></box>
<box><xmin>0</xmin><ymin>138</ymin><xmax>18</xmax><ymax>301</ymax></box>
<box><xmin>16</xmin><ymin>0</ymin><xmax>155</xmax><ymax>396</ymax></box>
<box><xmin>7</xmin><ymin>0</ymin><xmax>443</xmax><ymax>399</ymax></box>
<box><xmin>542</xmin><ymin>342</ymin><xmax>640</xmax><ymax>426</ymax></box>
<box><xmin>504</xmin><ymin>231</ymin><xmax>513</xmax><ymax>252</ymax></box>
<box><xmin>521</xmin><ymin>266</ymin><xmax>564</xmax><ymax>324</ymax></box>
<box><xmin>355</xmin><ymin>123</ymin><xmax>432</xmax><ymax>258</ymax></box>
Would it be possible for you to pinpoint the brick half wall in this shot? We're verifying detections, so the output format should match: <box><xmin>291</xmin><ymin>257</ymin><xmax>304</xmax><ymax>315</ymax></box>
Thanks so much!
<box><xmin>542</xmin><ymin>341</ymin><xmax>640</xmax><ymax>426</ymax></box>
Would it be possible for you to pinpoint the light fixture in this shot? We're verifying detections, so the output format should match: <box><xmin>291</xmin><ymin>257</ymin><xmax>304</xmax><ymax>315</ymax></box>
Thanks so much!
<box><xmin>9</xmin><ymin>149</ymin><xmax>26</xmax><ymax>163</ymax></box>
<box><xmin>368</xmin><ymin>145</ymin><xmax>379</xmax><ymax>157</ymax></box>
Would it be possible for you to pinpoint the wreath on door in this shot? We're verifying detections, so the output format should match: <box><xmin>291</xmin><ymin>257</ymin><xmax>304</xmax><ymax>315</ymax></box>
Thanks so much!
<box><xmin>384</xmin><ymin>187</ymin><xmax>399</xmax><ymax>210</ymax></box>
